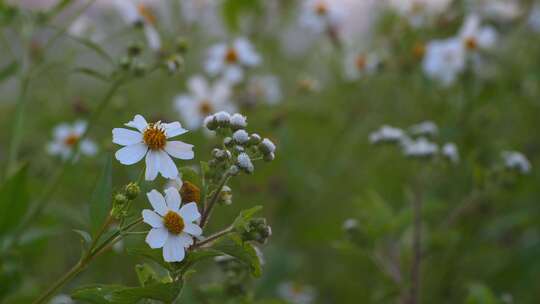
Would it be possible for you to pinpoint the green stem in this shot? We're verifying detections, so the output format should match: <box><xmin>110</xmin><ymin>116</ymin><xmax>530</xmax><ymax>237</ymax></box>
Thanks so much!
<box><xmin>200</xmin><ymin>173</ymin><xmax>231</xmax><ymax>229</ymax></box>
<box><xmin>193</xmin><ymin>226</ymin><xmax>234</xmax><ymax>248</ymax></box>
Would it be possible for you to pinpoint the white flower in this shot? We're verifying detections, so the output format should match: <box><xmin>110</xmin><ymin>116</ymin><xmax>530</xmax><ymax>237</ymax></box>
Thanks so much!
<box><xmin>402</xmin><ymin>137</ymin><xmax>438</xmax><ymax>158</ymax></box>
<box><xmin>47</xmin><ymin>121</ymin><xmax>97</xmax><ymax>160</ymax></box>
<box><xmin>237</xmin><ymin>152</ymin><xmax>254</xmax><ymax>173</ymax></box>
<box><xmin>278</xmin><ymin>282</ymin><xmax>316</xmax><ymax>304</ymax></box>
<box><xmin>502</xmin><ymin>151</ymin><xmax>531</xmax><ymax>174</ymax></box>
<box><xmin>142</xmin><ymin>188</ymin><xmax>202</xmax><ymax>262</ymax></box>
<box><xmin>422</xmin><ymin>38</ymin><xmax>465</xmax><ymax>86</ymax></box>
<box><xmin>233</xmin><ymin>129</ymin><xmax>250</xmax><ymax>144</ymax></box>
<box><xmin>247</xmin><ymin>75</ymin><xmax>282</xmax><ymax>105</ymax></box>
<box><xmin>112</xmin><ymin>114</ymin><xmax>194</xmax><ymax>181</ymax></box>
<box><xmin>260</xmin><ymin>138</ymin><xmax>276</xmax><ymax>154</ymax></box>
<box><xmin>205</xmin><ymin>37</ymin><xmax>261</xmax><ymax>84</ymax></box>
<box><xmin>369</xmin><ymin>125</ymin><xmax>405</xmax><ymax>144</ymax></box>
<box><xmin>49</xmin><ymin>294</ymin><xmax>74</xmax><ymax>304</ymax></box>
<box><xmin>442</xmin><ymin>142</ymin><xmax>459</xmax><ymax>163</ymax></box>
<box><xmin>174</xmin><ymin>75</ymin><xmax>235</xmax><ymax>130</ymax></box>
<box><xmin>387</xmin><ymin>0</ymin><xmax>451</xmax><ymax>28</ymax></box>
<box><xmin>342</xmin><ymin>218</ymin><xmax>358</xmax><ymax>231</ymax></box>
<box><xmin>230</xmin><ymin>113</ymin><xmax>248</xmax><ymax>129</ymax></box>
<box><xmin>459</xmin><ymin>14</ymin><xmax>498</xmax><ymax>52</ymax></box>
<box><xmin>344</xmin><ymin>51</ymin><xmax>380</xmax><ymax>81</ymax></box>
<box><xmin>299</xmin><ymin>0</ymin><xmax>344</xmax><ymax>34</ymax></box>
<box><xmin>113</xmin><ymin>0</ymin><xmax>161</xmax><ymax>51</ymax></box>
<box><xmin>409</xmin><ymin>121</ymin><xmax>438</xmax><ymax>137</ymax></box>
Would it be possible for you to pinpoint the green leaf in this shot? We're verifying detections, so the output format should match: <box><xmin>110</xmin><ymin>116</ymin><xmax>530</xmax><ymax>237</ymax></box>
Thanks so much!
<box><xmin>135</xmin><ymin>264</ymin><xmax>166</xmax><ymax>287</ymax></box>
<box><xmin>179</xmin><ymin>166</ymin><xmax>201</xmax><ymax>187</ymax></box>
<box><xmin>465</xmin><ymin>283</ymin><xmax>500</xmax><ymax>304</ymax></box>
<box><xmin>0</xmin><ymin>165</ymin><xmax>29</xmax><ymax>234</ymax></box>
<box><xmin>72</xmin><ymin>67</ymin><xmax>110</xmax><ymax>82</ymax></box>
<box><xmin>72</xmin><ymin>282</ymin><xmax>183</xmax><ymax>304</ymax></box>
<box><xmin>127</xmin><ymin>247</ymin><xmax>172</xmax><ymax>271</ymax></box>
<box><xmin>73</xmin><ymin>229</ymin><xmax>92</xmax><ymax>245</ymax></box>
<box><xmin>89</xmin><ymin>156</ymin><xmax>112</xmax><ymax>235</ymax></box>
<box><xmin>0</xmin><ymin>61</ymin><xmax>18</xmax><ymax>83</ymax></box>
<box><xmin>71</xmin><ymin>284</ymin><xmax>124</xmax><ymax>304</ymax></box>
<box><xmin>232</xmin><ymin>205</ymin><xmax>262</xmax><ymax>230</ymax></box>
<box><xmin>212</xmin><ymin>234</ymin><xmax>262</xmax><ymax>277</ymax></box>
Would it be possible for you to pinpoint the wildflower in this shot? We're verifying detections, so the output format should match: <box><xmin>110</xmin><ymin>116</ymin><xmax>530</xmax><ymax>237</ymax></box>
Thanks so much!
<box><xmin>369</xmin><ymin>125</ymin><xmax>405</xmax><ymax>144</ymax></box>
<box><xmin>442</xmin><ymin>143</ymin><xmax>459</xmax><ymax>164</ymax></box>
<box><xmin>142</xmin><ymin>188</ymin><xmax>202</xmax><ymax>262</ymax></box>
<box><xmin>113</xmin><ymin>0</ymin><xmax>161</xmax><ymax>51</ymax></box>
<box><xmin>205</xmin><ymin>37</ymin><xmax>261</xmax><ymax>84</ymax></box>
<box><xmin>299</xmin><ymin>0</ymin><xmax>344</xmax><ymax>34</ymax></box>
<box><xmin>409</xmin><ymin>121</ymin><xmax>438</xmax><ymax>137</ymax></box>
<box><xmin>112</xmin><ymin>114</ymin><xmax>194</xmax><ymax>181</ymax></box>
<box><xmin>422</xmin><ymin>38</ymin><xmax>465</xmax><ymax>86</ymax></box>
<box><xmin>342</xmin><ymin>218</ymin><xmax>359</xmax><ymax>232</ymax></box>
<box><xmin>47</xmin><ymin>121</ymin><xmax>97</xmax><ymax>160</ymax></box>
<box><xmin>344</xmin><ymin>51</ymin><xmax>380</xmax><ymax>81</ymax></box>
<box><xmin>246</xmin><ymin>75</ymin><xmax>282</xmax><ymax>105</ymax></box>
<box><xmin>388</xmin><ymin>0</ymin><xmax>451</xmax><ymax>28</ymax></box>
<box><xmin>233</xmin><ymin>130</ymin><xmax>250</xmax><ymax>145</ymax></box>
<box><xmin>402</xmin><ymin>137</ymin><xmax>438</xmax><ymax>158</ymax></box>
<box><xmin>278</xmin><ymin>282</ymin><xmax>316</xmax><ymax>304</ymax></box>
<box><xmin>230</xmin><ymin>113</ymin><xmax>248</xmax><ymax>130</ymax></box>
<box><xmin>174</xmin><ymin>75</ymin><xmax>235</xmax><ymax>130</ymax></box>
<box><xmin>259</xmin><ymin>138</ymin><xmax>276</xmax><ymax>155</ymax></box>
<box><xmin>502</xmin><ymin>151</ymin><xmax>531</xmax><ymax>174</ymax></box>
<box><xmin>237</xmin><ymin>153</ymin><xmax>254</xmax><ymax>173</ymax></box>
<box><xmin>458</xmin><ymin>14</ymin><xmax>498</xmax><ymax>52</ymax></box>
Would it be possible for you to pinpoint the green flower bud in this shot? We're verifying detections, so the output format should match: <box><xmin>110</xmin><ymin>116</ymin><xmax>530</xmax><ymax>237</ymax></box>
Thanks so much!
<box><xmin>124</xmin><ymin>183</ymin><xmax>141</xmax><ymax>200</ymax></box>
<box><xmin>113</xmin><ymin>193</ymin><xmax>129</xmax><ymax>206</ymax></box>
<box><xmin>127</xmin><ymin>42</ymin><xmax>143</xmax><ymax>57</ymax></box>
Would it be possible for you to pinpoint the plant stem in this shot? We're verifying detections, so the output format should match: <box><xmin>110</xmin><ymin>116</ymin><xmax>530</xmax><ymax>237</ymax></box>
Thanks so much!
<box><xmin>31</xmin><ymin>260</ymin><xmax>86</xmax><ymax>304</ymax></box>
<box><xmin>409</xmin><ymin>184</ymin><xmax>423</xmax><ymax>304</ymax></box>
<box><xmin>200</xmin><ymin>173</ymin><xmax>231</xmax><ymax>228</ymax></box>
<box><xmin>193</xmin><ymin>226</ymin><xmax>234</xmax><ymax>248</ymax></box>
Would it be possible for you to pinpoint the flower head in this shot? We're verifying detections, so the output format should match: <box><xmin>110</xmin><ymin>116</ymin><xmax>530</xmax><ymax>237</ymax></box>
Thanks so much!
<box><xmin>205</xmin><ymin>38</ymin><xmax>261</xmax><ymax>84</ymax></box>
<box><xmin>47</xmin><ymin>121</ymin><xmax>97</xmax><ymax>160</ymax></box>
<box><xmin>459</xmin><ymin>14</ymin><xmax>498</xmax><ymax>52</ymax></box>
<box><xmin>299</xmin><ymin>0</ymin><xmax>344</xmax><ymax>34</ymax></box>
<box><xmin>442</xmin><ymin>142</ymin><xmax>459</xmax><ymax>164</ymax></box>
<box><xmin>113</xmin><ymin>0</ymin><xmax>161</xmax><ymax>51</ymax></box>
<box><xmin>113</xmin><ymin>115</ymin><xmax>194</xmax><ymax>181</ymax></box>
<box><xmin>402</xmin><ymin>137</ymin><xmax>438</xmax><ymax>158</ymax></box>
<box><xmin>502</xmin><ymin>151</ymin><xmax>531</xmax><ymax>174</ymax></box>
<box><xmin>422</xmin><ymin>38</ymin><xmax>465</xmax><ymax>86</ymax></box>
<box><xmin>142</xmin><ymin>188</ymin><xmax>202</xmax><ymax>262</ymax></box>
<box><xmin>369</xmin><ymin>125</ymin><xmax>406</xmax><ymax>144</ymax></box>
<box><xmin>409</xmin><ymin>121</ymin><xmax>438</xmax><ymax>137</ymax></box>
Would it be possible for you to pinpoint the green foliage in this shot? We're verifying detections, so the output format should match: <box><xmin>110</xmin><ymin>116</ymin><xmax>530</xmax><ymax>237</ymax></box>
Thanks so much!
<box><xmin>212</xmin><ymin>234</ymin><xmax>262</xmax><ymax>277</ymax></box>
<box><xmin>465</xmin><ymin>283</ymin><xmax>500</xmax><ymax>304</ymax></box>
<box><xmin>222</xmin><ymin>0</ymin><xmax>263</xmax><ymax>31</ymax></box>
<box><xmin>0</xmin><ymin>165</ymin><xmax>28</xmax><ymax>234</ymax></box>
<box><xmin>89</xmin><ymin>156</ymin><xmax>112</xmax><ymax>235</ymax></box>
<box><xmin>72</xmin><ymin>282</ymin><xmax>183</xmax><ymax>304</ymax></box>
<box><xmin>233</xmin><ymin>205</ymin><xmax>263</xmax><ymax>230</ymax></box>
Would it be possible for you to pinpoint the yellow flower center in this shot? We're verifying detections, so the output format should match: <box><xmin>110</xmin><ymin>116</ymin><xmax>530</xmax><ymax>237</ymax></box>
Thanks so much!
<box><xmin>465</xmin><ymin>37</ymin><xmax>477</xmax><ymax>50</ymax></box>
<box><xmin>138</xmin><ymin>4</ymin><xmax>157</xmax><ymax>25</ymax></box>
<box><xmin>199</xmin><ymin>100</ymin><xmax>214</xmax><ymax>115</ymax></box>
<box><xmin>413</xmin><ymin>42</ymin><xmax>425</xmax><ymax>59</ymax></box>
<box><xmin>143</xmin><ymin>123</ymin><xmax>167</xmax><ymax>150</ymax></box>
<box><xmin>225</xmin><ymin>48</ymin><xmax>238</xmax><ymax>63</ymax></box>
<box><xmin>163</xmin><ymin>211</ymin><xmax>185</xmax><ymax>234</ymax></box>
<box><xmin>64</xmin><ymin>134</ymin><xmax>80</xmax><ymax>146</ymax></box>
<box><xmin>355</xmin><ymin>55</ymin><xmax>366</xmax><ymax>71</ymax></box>
<box><xmin>315</xmin><ymin>2</ymin><xmax>328</xmax><ymax>15</ymax></box>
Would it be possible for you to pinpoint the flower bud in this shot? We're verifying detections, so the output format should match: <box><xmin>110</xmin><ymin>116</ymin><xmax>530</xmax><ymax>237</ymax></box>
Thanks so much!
<box><xmin>204</xmin><ymin>115</ymin><xmax>218</xmax><ymax>131</ymax></box>
<box><xmin>249</xmin><ymin>133</ymin><xmax>262</xmax><ymax>145</ymax></box>
<box><xmin>239</xmin><ymin>218</ymin><xmax>272</xmax><ymax>244</ymax></box>
<box><xmin>124</xmin><ymin>182</ymin><xmax>141</xmax><ymax>200</ymax></box>
<box><xmin>175</xmin><ymin>37</ymin><xmax>189</xmax><ymax>54</ymax></box>
<box><xmin>223</xmin><ymin>137</ymin><xmax>233</xmax><ymax>147</ymax></box>
<box><xmin>180</xmin><ymin>181</ymin><xmax>201</xmax><ymax>204</ymax></box>
<box><xmin>118</xmin><ymin>56</ymin><xmax>131</xmax><ymax>70</ymax></box>
<box><xmin>259</xmin><ymin>138</ymin><xmax>276</xmax><ymax>155</ymax></box>
<box><xmin>166</xmin><ymin>54</ymin><xmax>184</xmax><ymax>73</ymax></box>
<box><xmin>219</xmin><ymin>185</ymin><xmax>233</xmax><ymax>205</ymax></box>
<box><xmin>263</xmin><ymin>152</ymin><xmax>275</xmax><ymax>162</ymax></box>
<box><xmin>214</xmin><ymin>111</ymin><xmax>231</xmax><ymax>127</ymax></box>
<box><xmin>232</xmin><ymin>129</ymin><xmax>250</xmax><ymax>145</ymax></box>
<box><xmin>133</xmin><ymin>62</ymin><xmax>147</xmax><ymax>77</ymax></box>
<box><xmin>230</xmin><ymin>113</ymin><xmax>247</xmax><ymax>130</ymax></box>
<box><xmin>228</xmin><ymin>165</ymin><xmax>240</xmax><ymax>176</ymax></box>
<box><xmin>237</xmin><ymin>153</ymin><xmax>254</xmax><ymax>173</ymax></box>
<box><xmin>113</xmin><ymin>193</ymin><xmax>129</xmax><ymax>206</ymax></box>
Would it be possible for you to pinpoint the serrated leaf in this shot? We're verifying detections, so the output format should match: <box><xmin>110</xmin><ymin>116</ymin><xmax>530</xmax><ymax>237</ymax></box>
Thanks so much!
<box><xmin>232</xmin><ymin>205</ymin><xmax>263</xmax><ymax>230</ymax></box>
<box><xmin>89</xmin><ymin>156</ymin><xmax>112</xmax><ymax>235</ymax></box>
<box><xmin>0</xmin><ymin>165</ymin><xmax>29</xmax><ymax>234</ymax></box>
<box><xmin>212</xmin><ymin>234</ymin><xmax>262</xmax><ymax>277</ymax></box>
<box><xmin>72</xmin><ymin>67</ymin><xmax>109</xmax><ymax>82</ymax></box>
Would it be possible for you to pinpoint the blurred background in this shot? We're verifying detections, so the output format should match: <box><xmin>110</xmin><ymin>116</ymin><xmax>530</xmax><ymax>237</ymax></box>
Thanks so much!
<box><xmin>1</xmin><ymin>0</ymin><xmax>539</xmax><ymax>303</ymax></box>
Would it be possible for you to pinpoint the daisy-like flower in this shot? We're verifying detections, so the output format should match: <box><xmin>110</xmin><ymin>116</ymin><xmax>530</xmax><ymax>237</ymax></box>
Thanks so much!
<box><xmin>402</xmin><ymin>137</ymin><xmax>439</xmax><ymax>158</ymax></box>
<box><xmin>246</xmin><ymin>75</ymin><xmax>282</xmax><ymax>105</ymax></box>
<box><xmin>344</xmin><ymin>51</ymin><xmax>380</xmax><ymax>81</ymax></box>
<box><xmin>502</xmin><ymin>151</ymin><xmax>531</xmax><ymax>174</ymax></box>
<box><xmin>422</xmin><ymin>38</ymin><xmax>465</xmax><ymax>86</ymax></box>
<box><xmin>278</xmin><ymin>281</ymin><xmax>316</xmax><ymax>304</ymax></box>
<box><xmin>142</xmin><ymin>188</ymin><xmax>202</xmax><ymax>262</ymax></box>
<box><xmin>442</xmin><ymin>142</ymin><xmax>459</xmax><ymax>163</ymax></box>
<box><xmin>47</xmin><ymin>121</ymin><xmax>97</xmax><ymax>160</ymax></box>
<box><xmin>299</xmin><ymin>0</ymin><xmax>344</xmax><ymax>34</ymax></box>
<box><xmin>113</xmin><ymin>0</ymin><xmax>161</xmax><ymax>51</ymax></box>
<box><xmin>369</xmin><ymin>125</ymin><xmax>406</xmax><ymax>144</ymax></box>
<box><xmin>112</xmin><ymin>114</ymin><xmax>194</xmax><ymax>181</ymax></box>
<box><xmin>458</xmin><ymin>14</ymin><xmax>498</xmax><ymax>52</ymax></box>
<box><xmin>205</xmin><ymin>37</ymin><xmax>261</xmax><ymax>84</ymax></box>
<box><xmin>174</xmin><ymin>75</ymin><xmax>235</xmax><ymax>130</ymax></box>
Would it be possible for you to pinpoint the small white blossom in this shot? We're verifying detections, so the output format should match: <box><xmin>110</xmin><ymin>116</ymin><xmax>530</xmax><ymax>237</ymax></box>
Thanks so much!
<box><xmin>459</xmin><ymin>14</ymin><xmax>498</xmax><ymax>52</ymax></box>
<box><xmin>502</xmin><ymin>151</ymin><xmax>531</xmax><ymax>174</ymax></box>
<box><xmin>442</xmin><ymin>142</ymin><xmax>459</xmax><ymax>163</ymax></box>
<box><xmin>47</xmin><ymin>121</ymin><xmax>97</xmax><ymax>160</ymax></box>
<box><xmin>299</xmin><ymin>0</ymin><xmax>344</xmax><ymax>34</ymax></box>
<box><xmin>113</xmin><ymin>0</ymin><xmax>161</xmax><ymax>51</ymax></box>
<box><xmin>237</xmin><ymin>152</ymin><xmax>254</xmax><ymax>173</ymax></box>
<box><xmin>205</xmin><ymin>37</ymin><xmax>261</xmax><ymax>84</ymax></box>
<box><xmin>402</xmin><ymin>137</ymin><xmax>438</xmax><ymax>158</ymax></box>
<box><xmin>369</xmin><ymin>125</ymin><xmax>406</xmax><ymax>144</ymax></box>
<box><xmin>422</xmin><ymin>38</ymin><xmax>465</xmax><ymax>86</ymax></box>
<box><xmin>233</xmin><ymin>130</ymin><xmax>250</xmax><ymax>144</ymax></box>
<box><xmin>112</xmin><ymin>115</ymin><xmax>194</xmax><ymax>181</ymax></box>
<box><xmin>278</xmin><ymin>282</ymin><xmax>316</xmax><ymax>304</ymax></box>
<box><xmin>342</xmin><ymin>218</ymin><xmax>358</xmax><ymax>231</ymax></box>
<box><xmin>260</xmin><ymin>138</ymin><xmax>276</xmax><ymax>154</ymax></box>
<box><xmin>409</xmin><ymin>121</ymin><xmax>438</xmax><ymax>137</ymax></box>
<box><xmin>142</xmin><ymin>188</ymin><xmax>202</xmax><ymax>262</ymax></box>
<box><xmin>174</xmin><ymin>75</ymin><xmax>235</xmax><ymax>130</ymax></box>
<box><xmin>230</xmin><ymin>113</ymin><xmax>248</xmax><ymax>129</ymax></box>
<box><xmin>215</xmin><ymin>111</ymin><xmax>231</xmax><ymax>124</ymax></box>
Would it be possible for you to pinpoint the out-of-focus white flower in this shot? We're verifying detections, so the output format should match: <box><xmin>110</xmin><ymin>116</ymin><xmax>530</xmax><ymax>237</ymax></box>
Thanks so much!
<box><xmin>442</xmin><ymin>142</ymin><xmax>459</xmax><ymax>163</ymax></box>
<box><xmin>142</xmin><ymin>188</ymin><xmax>202</xmax><ymax>262</ymax></box>
<box><xmin>165</xmin><ymin>176</ymin><xmax>183</xmax><ymax>191</ymax></box>
<box><xmin>402</xmin><ymin>137</ymin><xmax>438</xmax><ymax>158</ymax></box>
<box><xmin>179</xmin><ymin>0</ymin><xmax>225</xmax><ymax>36</ymax></box>
<box><xmin>68</xmin><ymin>15</ymin><xmax>105</xmax><ymax>42</ymax></box>
<box><xmin>237</xmin><ymin>152</ymin><xmax>254</xmax><ymax>173</ymax></box>
<box><xmin>278</xmin><ymin>281</ymin><xmax>316</xmax><ymax>304</ymax></box>
<box><xmin>112</xmin><ymin>115</ymin><xmax>194</xmax><ymax>181</ymax></box>
<box><xmin>113</xmin><ymin>0</ymin><xmax>161</xmax><ymax>51</ymax></box>
<box><xmin>502</xmin><ymin>151</ymin><xmax>531</xmax><ymax>174</ymax></box>
<box><xmin>49</xmin><ymin>294</ymin><xmax>74</xmax><ymax>304</ymax></box>
<box><xmin>474</xmin><ymin>0</ymin><xmax>522</xmax><ymax>22</ymax></box>
<box><xmin>459</xmin><ymin>14</ymin><xmax>498</xmax><ymax>52</ymax></box>
<box><xmin>528</xmin><ymin>4</ymin><xmax>540</xmax><ymax>32</ymax></box>
<box><xmin>47</xmin><ymin>121</ymin><xmax>97</xmax><ymax>160</ymax></box>
<box><xmin>205</xmin><ymin>37</ymin><xmax>261</xmax><ymax>84</ymax></box>
<box><xmin>174</xmin><ymin>75</ymin><xmax>235</xmax><ymax>130</ymax></box>
<box><xmin>299</xmin><ymin>0</ymin><xmax>345</xmax><ymax>34</ymax></box>
<box><xmin>247</xmin><ymin>75</ymin><xmax>282</xmax><ymax>105</ymax></box>
<box><xmin>342</xmin><ymin>218</ymin><xmax>358</xmax><ymax>231</ymax></box>
<box><xmin>369</xmin><ymin>125</ymin><xmax>406</xmax><ymax>144</ymax></box>
<box><xmin>409</xmin><ymin>121</ymin><xmax>438</xmax><ymax>137</ymax></box>
<box><xmin>422</xmin><ymin>38</ymin><xmax>465</xmax><ymax>86</ymax></box>
<box><xmin>344</xmin><ymin>51</ymin><xmax>380</xmax><ymax>80</ymax></box>
<box><xmin>387</xmin><ymin>0</ymin><xmax>452</xmax><ymax>27</ymax></box>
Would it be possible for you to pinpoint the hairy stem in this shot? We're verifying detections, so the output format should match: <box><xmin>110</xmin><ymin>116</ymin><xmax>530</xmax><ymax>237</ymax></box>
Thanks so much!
<box><xmin>193</xmin><ymin>226</ymin><xmax>234</xmax><ymax>248</ymax></box>
<box><xmin>200</xmin><ymin>173</ymin><xmax>231</xmax><ymax>228</ymax></box>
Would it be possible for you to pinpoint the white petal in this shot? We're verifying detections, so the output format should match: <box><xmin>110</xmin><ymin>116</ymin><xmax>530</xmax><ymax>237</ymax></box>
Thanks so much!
<box><xmin>115</xmin><ymin>143</ymin><xmax>148</xmax><ymax>165</ymax></box>
<box><xmin>188</xmin><ymin>75</ymin><xmax>209</xmax><ymax>99</ymax></box>
<box><xmin>53</xmin><ymin>124</ymin><xmax>71</xmax><ymax>139</ymax></box>
<box><xmin>145</xmin><ymin>150</ymin><xmax>159</xmax><ymax>181</ymax></box>
<box><xmin>80</xmin><ymin>140</ymin><xmax>98</xmax><ymax>156</ymax></box>
<box><xmin>73</xmin><ymin>120</ymin><xmax>88</xmax><ymax>136</ymax></box>
<box><xmin>223</xmin><ymin>65</ymin><xmax>243</xmax><ymax>84</ymax></box>
<box><xmin>178</xmin><ymin>232</ymin><xmax>194</xmax><ymax>247</ymax></box>
<box><xmin>165</xmin><ymin>141</ymin><xmax>194</xmax><ymax>160</ymax></box>
<box><xmin>146</xmin><ymin>189</ymin><xmax>168</xmax><ymax>216</ymax></box>
<box><xmin>184</xmin><ymin>223</ymin><xmax>202</xmax><ymax>237</ymax></box>
<box><xmin>163</xmin><ymin>235</ymin><xmax>186</xmax><ymax>262</ymax></box>
<box><xmin>163</xmin><ymin>122</ymin><xmax>188</xmax><ymax>138</ymax></box>
<box><xmin>142</xmin><ymin>210</ymin><xmax>164</xmax><ymax>228</ymax></box>
<box><xmin>145</xmin><ymin>228</ymin><xmax>168</xmax><ymax>248</ymax></box>
<box><xmin>156</xmin><ymin>150</ymin><xmax>179</xmax><ymax>179</ymax></box>
<box><xmin>164</xmin><ymin>187</ymin><xmax>181</xmax><ymax>212</ymax></box>
<box><xmin>125</xmin><ymin>114</ymin><xmax>148</xmax><ymax>132</ymax></box>
<box><xmin>112</xmin><ymin>128</ymin><xmax>142</xmax><ymax>146</ymax></box>
<box><xmin>144</xmin><ymin>25</ymin><xmax>161</xmax><ymax>50</ymax></box>
<box><xmin>179</xmin><ymin>202</ymin><xmax>201</xmax><ymax>222</ymax></box>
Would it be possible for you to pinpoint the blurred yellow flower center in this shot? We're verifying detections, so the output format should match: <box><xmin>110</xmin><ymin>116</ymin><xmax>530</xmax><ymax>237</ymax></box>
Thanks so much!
<box><xmin>413</xmin><ymin>43</ymin><xmax>425</xmax><ymax>58</ymax></box>
<box><xmin>143</xmin><ymin>123</ymin><xmax>166</xmax><ymax>150</ymax></box>
<box><xmin>315</xmin><ymin>2</ymin><xmax>328</xmax><ymax>15</ymax></box>
<box><xmin>163</xmin><ymin>211</ymin><xmax>184</xmax><ymax>234</ymax></box>
<box><xmin>465</xmin><ymin>37</ymin><xmax>477</xmax><ymax>50</ymax></box>
<box><xmin>199</xmin><ymin>100</ymin><xmax>214</xmax><ymax>115</ymax></box>
<box><xmin>355</xmin><ymin>55</ymin><xmax>366</xmax><ymax>71</ymax></box>
<box><xmin>225</xmin><ymin>48</ymin><xmax>238</xmax><ymax>63</ymax></box>
<box><xmin>138</xmin><ymin>4</ymin><xmax>156</xmax><ymax>25</ymax></box>
<box><xmin>64</xmin><ymin>134</ymin><xmax>80</xmax><ymax>146</ymax></box>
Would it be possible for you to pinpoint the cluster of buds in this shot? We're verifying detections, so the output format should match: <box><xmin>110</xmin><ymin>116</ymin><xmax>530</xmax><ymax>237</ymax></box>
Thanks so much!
<box><xmin>238</xmin><ymin>218</ymin><xmax>272</xmax><ymax>245</ymax></box>
<box><xmin>111</xmin><ymin>182</ymin><xmax>140</xmax><ymax>218</ymax></box>
<box><xmin>118</xmin><ymin>42</ymin><xmax>149</xmax><ymax>77</ymax></box>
